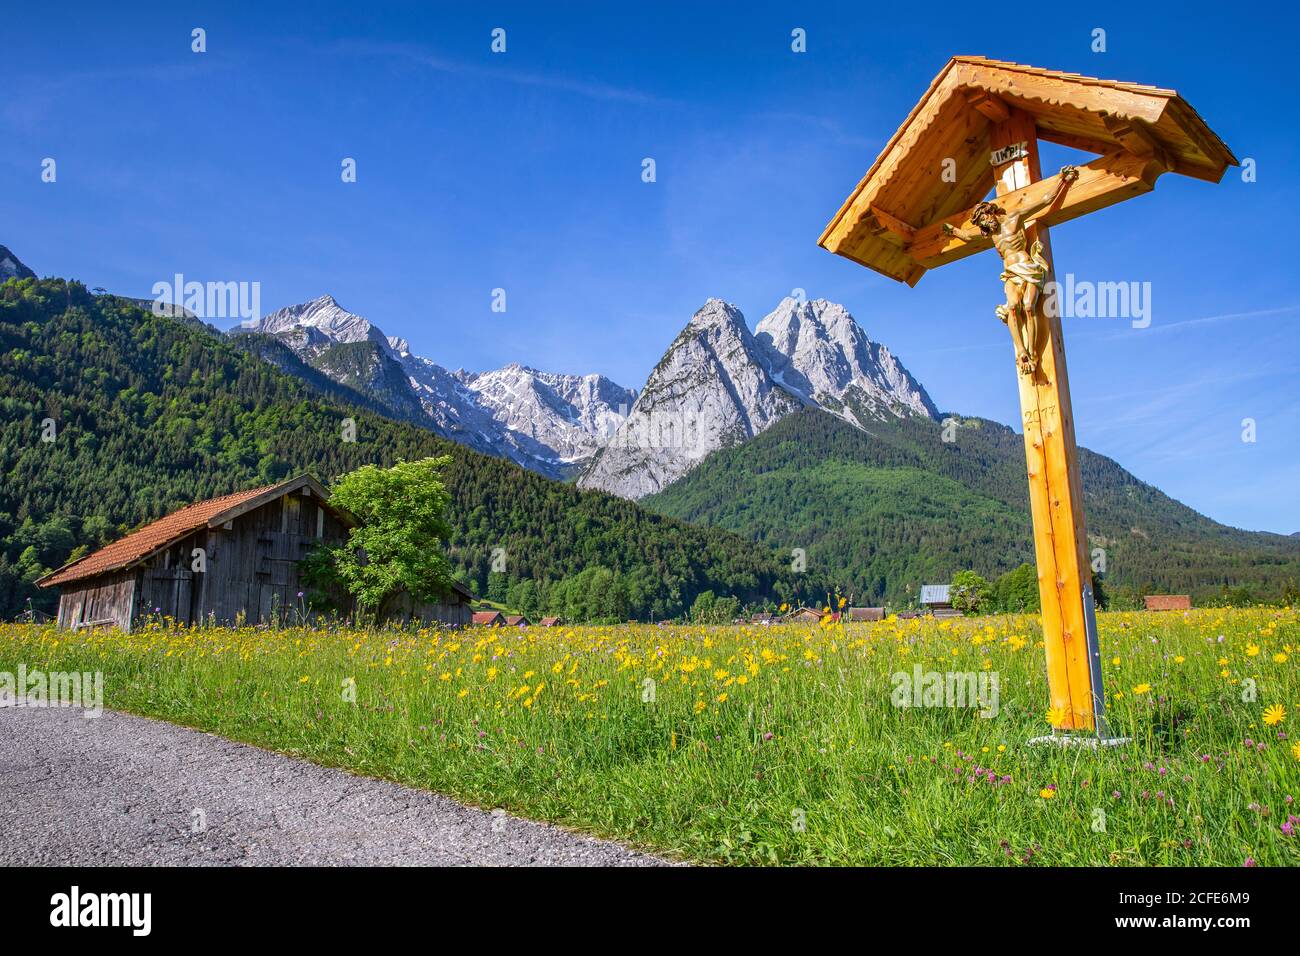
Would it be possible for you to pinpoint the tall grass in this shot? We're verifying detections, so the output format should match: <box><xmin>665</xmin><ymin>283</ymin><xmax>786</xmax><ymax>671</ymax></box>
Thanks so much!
<box><xmin>2</xmin><ymin>607</ymin><xmax>1296</xmax><ymax>865</ymax></box>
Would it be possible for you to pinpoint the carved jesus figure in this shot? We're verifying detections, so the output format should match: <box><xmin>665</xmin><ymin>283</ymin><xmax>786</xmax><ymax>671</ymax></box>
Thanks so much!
<box><xmin>943</xmin><ymin>165</ymin><xmax>1079</xmax><ymax>376</ymax></box>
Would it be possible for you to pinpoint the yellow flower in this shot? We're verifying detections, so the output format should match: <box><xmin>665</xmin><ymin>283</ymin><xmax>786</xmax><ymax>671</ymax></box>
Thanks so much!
<box><xmin>1292</xmin><ymin>742</ymin><xmax>1300</xmax><ymax>762</ymax></box>
<box><xmin>1045</xmin><ymin>706</ymin><xmax>1067</xmax><ymax>726</ymax></box>
<box><xmin>1112</xmin><ymin>656</ymin><xmax>1121</xmax><ymax>666</ymax></box>
<box><xmin>997</xmin><ymin>744</ymin><xmax>1006</xmax><ymax>753</ymax></box>
<box><xmin>1274</xmin><ymin>653</ymin><xmax>1288</xmax><ymax>663</ymax></box>
<box><xmin>1132</xmin><ymin>683</ymin><xmax>1151</xmax><ymax>695</ymax></box>
<box><xmin>1173</xmin><ymin>656</ymin><xmax>1185</xmax><ymax>664</ymax></box>
<box><xmin>298</xmin><ymin>675</ymin><xmax>310</xmax><ymax>683</ymax></box>
<box><xmin>1039</xmin><ymin>788</ymin><xmax>1056</xmax><ymax>800</ymax></box>
<box><xmin>1245</xmin><ymin>643</ymin><xmax>1260</xmax><ymax>657</ymax></box>
<box><xmin>1263</xmin><ymin>704</ymin><xmax>1286</xmax><ymax>726</ymax></box>
<box><xmin>716</xmin><ymin>693</ymin><xmax>728</xmax><ymax>703</ymax></box>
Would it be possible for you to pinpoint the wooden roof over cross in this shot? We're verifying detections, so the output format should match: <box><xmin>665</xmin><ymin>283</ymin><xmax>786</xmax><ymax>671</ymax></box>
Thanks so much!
<box><xmin>818</xmin><ymin>56</ymin><xmax>1238</xmax><ymax>285</ymax></box>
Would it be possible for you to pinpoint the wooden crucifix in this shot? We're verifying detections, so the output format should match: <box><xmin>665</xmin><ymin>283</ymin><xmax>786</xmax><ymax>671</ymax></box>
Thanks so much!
<box><xmin>819</xmin><ymin>57</ymin><xmax>1236</xmax><ymax>734</ymax></box>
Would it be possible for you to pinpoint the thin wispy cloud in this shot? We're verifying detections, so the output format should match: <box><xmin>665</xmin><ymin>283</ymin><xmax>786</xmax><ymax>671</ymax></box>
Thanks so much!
<box><xmin>2</xmin><ymin>60</ymin><xmax>224</xmax><ymax>131</ymax></box>
<box><xmin>1099</xmin><ymin>303</ymin><xmax>1300</xmax><ymax>340</ymax></box>
<box><xmin>329</xmin><ymin>39</ymin><xmax>671</xmax><ymax>106</ymax></box>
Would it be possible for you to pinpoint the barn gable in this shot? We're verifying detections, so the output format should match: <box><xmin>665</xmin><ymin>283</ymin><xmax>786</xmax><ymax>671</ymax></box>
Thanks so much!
<box><xmin>38</xmin><ymin>475</ymin><xmax>352</xmax><ymax>631</ymax></box>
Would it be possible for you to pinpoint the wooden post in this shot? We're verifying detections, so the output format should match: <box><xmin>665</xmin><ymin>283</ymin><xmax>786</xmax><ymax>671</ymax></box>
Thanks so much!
<box><xmin>990</xmin><ymin>109</ymin><xmax>1105</xmax><ymax>732</ymax></box>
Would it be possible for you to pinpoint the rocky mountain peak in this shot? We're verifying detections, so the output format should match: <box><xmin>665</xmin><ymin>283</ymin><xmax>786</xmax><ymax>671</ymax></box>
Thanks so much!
<box><xmin>0</xmin><ymin>245</ymin><xmax>36</xmax><ymax>281</ymax></box>
<box><xmin>578</xmin><ymin>298</ymin><xmax>803</xmax><ymax>499</ymax></box>
<box><xmin>756</xmin><ymin>296</ymin><xmax>937</xmax><ymax>421</ymax></box>
<box><xmin>688</xmin><ymin>297</ymin><xmax>746</xmax><ymax>330</ymax></box>
<box><xmin>580</xmin><ymin>294</ymin><xmax>937</xmax><ymax>499</ymax></box>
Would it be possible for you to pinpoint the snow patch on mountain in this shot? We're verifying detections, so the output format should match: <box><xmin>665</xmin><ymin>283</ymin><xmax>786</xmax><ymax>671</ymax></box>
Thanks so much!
<box><xmin>580</xmin><ymin>296</ymin><xmax>937</xmax><ymax>499</ymax></box>
<box><xmin>236</xmin><ymin>296</ymin><xmax>633</xmax><ymax>477</ymax></box>
<box><xmin>755</xmin><ymin>297</ymin><xmax>938</xmax><ymax>420</ymax></box>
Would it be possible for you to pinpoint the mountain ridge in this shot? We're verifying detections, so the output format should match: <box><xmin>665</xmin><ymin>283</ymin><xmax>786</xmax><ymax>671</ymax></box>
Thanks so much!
<box><xmin>236</xmin><ymin>296</ymin><xmax>636</xmax><ymax>479</ymax></box>
<box><xmin>578</xmin><ymin>296</ymin><xmax>938</xmax><ymax>498</ymax></box>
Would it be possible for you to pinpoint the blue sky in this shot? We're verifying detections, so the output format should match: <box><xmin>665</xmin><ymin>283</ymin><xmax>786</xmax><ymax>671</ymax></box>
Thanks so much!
<box><xmin>3</xmin><ymin>1</ymin><xmax>1297</xmax><ymax>533</ymax></box>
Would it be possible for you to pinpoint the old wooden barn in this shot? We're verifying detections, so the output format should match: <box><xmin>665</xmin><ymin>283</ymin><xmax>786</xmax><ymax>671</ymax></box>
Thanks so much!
<box><xmin>37</xmin><ymin>474</ymin><xmax>473</xmax><ymax>630</ymax></box>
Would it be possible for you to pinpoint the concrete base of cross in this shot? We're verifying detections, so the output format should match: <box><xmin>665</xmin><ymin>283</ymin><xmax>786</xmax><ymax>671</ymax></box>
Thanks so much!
<box><xmin>1027</xmin><ymin>733</ymin><xmax>1131</xmax><ymax>748</ymax></box>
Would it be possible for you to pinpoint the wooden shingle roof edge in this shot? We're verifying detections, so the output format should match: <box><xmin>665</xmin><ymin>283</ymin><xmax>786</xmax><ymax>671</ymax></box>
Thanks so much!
<box><xmin>37</xmin><ymin>474</ymin><xmax>350</xmax><ymax>589</ymax></box>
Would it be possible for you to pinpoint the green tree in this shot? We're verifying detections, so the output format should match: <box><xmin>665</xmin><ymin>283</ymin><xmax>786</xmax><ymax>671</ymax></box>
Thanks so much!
<box><xmin>690</xmin><ymin>589</ymin><xmax>740</xmax><ymax>624</ymax></box>
<box><xmin>993</xmin><ymin>563</ymin><xmax>1040</xmax><ymax>613</ymax></box>
<box><xmin>950</xmin><ymin>570</ymin><xmax>990</xmax><ymax>616</ymax></box>
<box><xmin>1090</xmin><ymin>571</ymin><xmax>1109</xmax><ymax>611</ymax></box>
<box><xmin>325</xmin><ymin>457</ymin><xmax>455</xmax><ymax>615</ymax></box>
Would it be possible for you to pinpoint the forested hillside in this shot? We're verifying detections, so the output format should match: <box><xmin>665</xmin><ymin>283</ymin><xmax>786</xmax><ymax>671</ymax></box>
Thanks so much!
<box><xmin>644</xmin><ymin>408</ymin><xmax>1300</xmax><ymax>607</ymax></box>
<box><xmin>0</xmin><ymin>278</ymin><xmax>816</xmax><ymax>621</ymax></box>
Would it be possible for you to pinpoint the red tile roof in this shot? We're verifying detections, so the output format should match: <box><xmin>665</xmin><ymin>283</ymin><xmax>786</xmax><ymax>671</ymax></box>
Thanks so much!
<box><xmin>472</xmin><ymin>610</ymin><xmax>504</xmax><ymax>626</ymax></box>
<box><xmin>38</xmin><ymin>476</ymin><xmax>330</xmax><ymax>589</ymax></box>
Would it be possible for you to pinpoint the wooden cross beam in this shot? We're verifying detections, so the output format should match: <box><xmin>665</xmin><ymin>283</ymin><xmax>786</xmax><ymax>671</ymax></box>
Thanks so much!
<box><xmin>907</xmin><ymin>150</ymin><xmax>1168</xmax><ymax>267</ymax></box>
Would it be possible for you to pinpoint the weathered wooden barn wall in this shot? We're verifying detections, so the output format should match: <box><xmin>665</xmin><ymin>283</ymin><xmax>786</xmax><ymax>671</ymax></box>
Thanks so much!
<box><xmin>137</xmin><ymin>489</ymin><xmax>351</xmax><ymax>627</ymax></box>
<box><xmin>55</xmin><ymin>488</ymin><xmax>350</xmax><ymax>631</ymax></box>
<box><xmin>383</xmin><ymin>591</ymin><xmax>474</xmax><ymax>627</ymax></box>
<box><xmin>56</xmin><ymin>569</ymin><xmax>135</xmax><ymax>631</ymax></box>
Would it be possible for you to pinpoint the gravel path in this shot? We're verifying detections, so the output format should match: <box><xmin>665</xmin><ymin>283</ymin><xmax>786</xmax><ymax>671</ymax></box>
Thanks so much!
<box><xmin>0</xmin><ymin>705</ymin><xmax>670</xmax><ymax>866</ymax></box>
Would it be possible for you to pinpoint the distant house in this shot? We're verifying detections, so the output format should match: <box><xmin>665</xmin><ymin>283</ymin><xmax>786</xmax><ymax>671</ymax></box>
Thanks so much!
<box><xmin>505</xmin><ymin>614</ymin><xmax>531</xmax><ymax>627</ymax></box>
<box><xmin>36</xmin><ymin>475</ymin><xmax>474</xmax><ymax>630</ymax></box>
<box><xmin>847</xmin><ymin>607</ymin><xmax>885</xmax><ymax>622</ymax></box>
<box><xmin>784</xmin><ymin>607</ymin><xmax>824</xmax><ymax>623</ymax></box>
<box><xmin>1144</xmin><ymin>594</ymin><xmax>1192</xmax><ymax>611</ymax></box>
<box><xmin>749</xmin><ymin>612</ymin><xmax>775</xmax><ymax>625</ymax></box>
<box><xmin>920</xmin><ymin>584</ymin><xmax>961</xmax><ymax>619</ymax></box>
<box><xmin>538</xmin><ymin>616</ymin><xmax>562</xmax><ymax>627</ymax></box>
<box><xmin>472</xmin><ymin>610</ymin><xmax>506</xmax><ymax>627</ymax></box>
